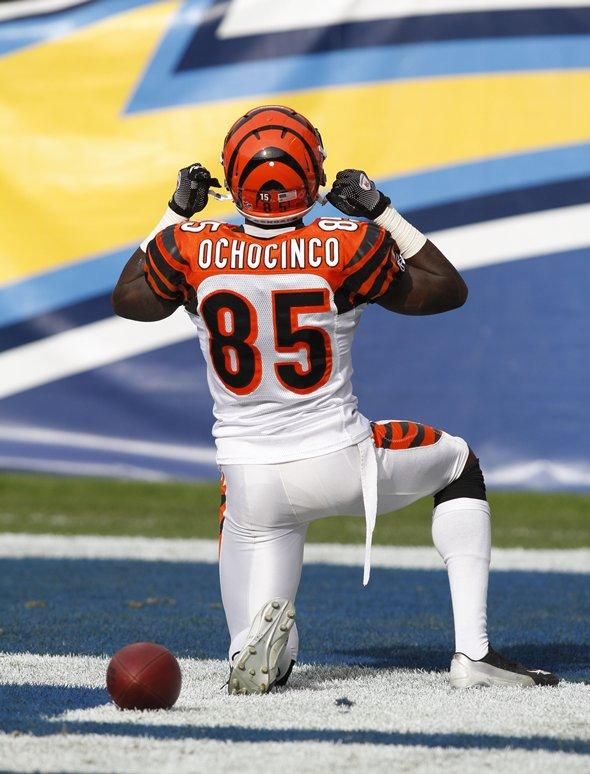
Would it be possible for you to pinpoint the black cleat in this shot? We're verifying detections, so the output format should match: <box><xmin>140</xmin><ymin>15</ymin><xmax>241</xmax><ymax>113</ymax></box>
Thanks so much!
<box><xmin>274</xmin><ymin>658</ymin><xmax>295</xmax><ymax>687</ymax></box>
<box><xmin>450</xmin><ymin>646</ymin><xmax>560</xmax><ymax>688</ymax></box>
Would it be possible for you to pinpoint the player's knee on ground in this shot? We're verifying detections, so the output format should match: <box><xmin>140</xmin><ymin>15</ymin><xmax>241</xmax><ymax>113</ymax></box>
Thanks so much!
<box><xmin>434</xmin><ymin>449</ymin><xmax>487</xmax><ymax>506</ymax></box>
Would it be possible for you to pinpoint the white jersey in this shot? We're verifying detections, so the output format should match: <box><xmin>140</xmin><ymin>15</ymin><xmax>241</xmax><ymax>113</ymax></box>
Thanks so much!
<box><xmin>145</xmin><ymin>216</ymin><xmax>402</xmax><ymax>464</ymax></box>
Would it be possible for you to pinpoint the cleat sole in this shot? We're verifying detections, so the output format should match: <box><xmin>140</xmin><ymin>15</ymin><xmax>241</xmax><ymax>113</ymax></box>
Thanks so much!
<box><xmin>228</xmin><ymin>598</ymin><xmax>295</xmax><ymax>695</ymax></box>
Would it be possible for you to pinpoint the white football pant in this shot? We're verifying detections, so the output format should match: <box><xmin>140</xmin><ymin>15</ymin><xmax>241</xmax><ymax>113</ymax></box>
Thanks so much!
<box><xmin>219</xmin><ymin>420</ymin><xmax>492</xmax><ymax>672</ymax></box>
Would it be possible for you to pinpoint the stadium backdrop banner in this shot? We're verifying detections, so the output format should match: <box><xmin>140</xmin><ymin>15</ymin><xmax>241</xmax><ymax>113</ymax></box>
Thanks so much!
<box><xmin>0</xmin><ymin>0</ymin><xmax>589</xmax><ymax>489</ymax></box>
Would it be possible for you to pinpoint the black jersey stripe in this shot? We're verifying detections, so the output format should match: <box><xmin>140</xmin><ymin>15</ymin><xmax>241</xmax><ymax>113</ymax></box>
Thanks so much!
<box><xmin>343</xmin><ymin>239</ymin><xmax>392</xmax><ymax>299</ymax></box>
<box><xmin>147</xmin><ymin>241</ymin><xmax>188</xmax><ymax>293</ymax></box>
<box><xmin>160</xmin><ymin>226</ymin><xmax>189</xmax><ymax>266</ymax></box>
<box><xmin>363</xmin><ymin>254</ymin><xmax>396</xmax><ymax>302</ymax></box>
<box><xmin>146</xmin><ymin>253</ymin><xmax>178</xmax><ymax>294</ymax></box>
<box><xmin>146</xmin><ymin>240</ymin><xmax>174</xmax><ymax>282</ymax></box>
<box><xmin>145</xmin><ymin>263</ymin><xmax>179</xmax><ymax>300</ymax></box>
<box><xmin>344</xmin><ymin>223</ymin><xmax>384</xmax><ymax>270</ymax></box>
<box><xmin>334</xmin><ymin>242</ymin><xmax>391</xmax><ymax>313</ymax></box>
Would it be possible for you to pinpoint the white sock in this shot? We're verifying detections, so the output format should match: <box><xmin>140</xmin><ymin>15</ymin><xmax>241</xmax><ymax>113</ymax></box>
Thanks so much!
<box><xmin>432</xmin><ymin>497</ymin><xmax>491</xmax><ymax>660</ymax></box>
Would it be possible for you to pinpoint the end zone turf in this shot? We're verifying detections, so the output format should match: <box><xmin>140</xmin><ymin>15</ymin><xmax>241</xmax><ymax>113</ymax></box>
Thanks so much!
<box><xmin>1</xmin><ymin>488</ymin><xmax>588</xmax><ymax>772</ymax></box>
<box><xmin>2</xmin><ymin>644</ymin><xmax>590</xmax><ymax>771</ymax></box>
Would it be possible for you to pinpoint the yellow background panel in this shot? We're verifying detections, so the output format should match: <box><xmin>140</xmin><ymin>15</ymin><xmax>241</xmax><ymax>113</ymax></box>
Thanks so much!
<box><xmin>1</xmin><ymin>1</ymin><xmax>590</xmax><ymax>284</ymax></box>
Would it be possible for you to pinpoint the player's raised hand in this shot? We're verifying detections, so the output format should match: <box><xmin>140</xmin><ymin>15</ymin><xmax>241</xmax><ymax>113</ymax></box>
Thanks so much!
<box><xmin>168</xmin><ymin>163</ymin><xmax>222</xmax><ymax>217</ymax></box>
<box><xmin>326</xmin><ymin>169</ymin><xmax>390</xmax><ymax>219</ymax></box>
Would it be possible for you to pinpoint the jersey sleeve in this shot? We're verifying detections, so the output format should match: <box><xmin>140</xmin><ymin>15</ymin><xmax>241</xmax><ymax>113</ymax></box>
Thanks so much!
<box><xmin>144</xmin><ymin>225</ymin><xmax>191</xmax><ymax>303</ymax></box>
<box><xmin>335</xmin><ymin>223</ymin><xmax>403</xmax><ymax>312</ymax></box>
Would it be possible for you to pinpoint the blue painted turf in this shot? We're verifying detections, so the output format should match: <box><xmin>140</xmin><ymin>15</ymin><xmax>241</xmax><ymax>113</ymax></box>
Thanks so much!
<box><xmin>1</xmin><ymin>558</ymin><xmax>588</xmax><ymax>674</ymax></box>
<box><xmin>1</xmin><ymin>557</ymin><xmax>588</xmax><ymax>743</ymax></box>
<box><xmin>0</xmin><ymin>559</ymin><xmax>590</xmax><ymax>754</ymax></box>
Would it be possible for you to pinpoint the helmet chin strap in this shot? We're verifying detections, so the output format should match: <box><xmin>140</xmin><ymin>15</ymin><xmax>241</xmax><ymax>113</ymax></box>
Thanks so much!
<box><xmin>208</xmin><ymin>189</ymin><xmax>233</xmax><ymax>201</ymax></box>
<box><xmin>316</xmin><ymin>186</ymin><xmax>329</xmax><ymax>205</ymax></box>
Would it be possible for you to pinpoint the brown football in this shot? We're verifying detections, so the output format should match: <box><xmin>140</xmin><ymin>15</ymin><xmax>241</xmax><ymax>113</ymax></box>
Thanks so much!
<box><xmin>106</xmin><ymin>642</ymin><xmax>182</xmax><ymax>710</ymax></box>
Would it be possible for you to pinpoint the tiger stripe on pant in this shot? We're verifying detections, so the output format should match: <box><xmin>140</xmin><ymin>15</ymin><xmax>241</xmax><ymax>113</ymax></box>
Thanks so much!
<box><xmin>371</xmin><ymin>420</ymin><xmax>442</xmax><ymax>450</ymax></box>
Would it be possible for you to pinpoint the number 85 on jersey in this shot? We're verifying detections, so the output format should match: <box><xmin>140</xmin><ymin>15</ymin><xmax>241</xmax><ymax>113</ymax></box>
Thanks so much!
<box><xmin>196</xmin><ymin>277</ymin><xmax>334</xmax><ymax>397</ymax></box>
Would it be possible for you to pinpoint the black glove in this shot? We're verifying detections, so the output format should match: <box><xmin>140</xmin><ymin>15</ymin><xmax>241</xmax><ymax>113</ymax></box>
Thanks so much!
<box><xmin>168</xmin><ymin>163</ymin><xmax>222</xmax><ymax>217</ymax></box>
<box><xmin>326</xmin><ymin>169</ymin><xmax>390</xmax><ymax>219</ymax></box>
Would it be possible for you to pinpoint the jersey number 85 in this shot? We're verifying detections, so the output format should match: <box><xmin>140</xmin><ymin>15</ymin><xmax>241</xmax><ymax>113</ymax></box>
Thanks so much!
<box><xmin>200</xmin><ymin>288</ymin><xmax>332</xmax><ymax>396</ymax></box>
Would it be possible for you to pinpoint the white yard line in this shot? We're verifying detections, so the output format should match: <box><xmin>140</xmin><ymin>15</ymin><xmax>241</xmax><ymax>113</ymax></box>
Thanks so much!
<box><xmin>305</xmin><ymin>542</ymin><xmax>590</xmax><ymax>573</ymax></box>
<box><xmin>1</xmin><ymin>735</ymin><xmax>586</xmax><ymax>774</ymax></box>
<box><xmin>0</xmin><ymin>654</ymin><xmax>588</xmax><ymax>774</ymax></box>
<box><xmin>1</xmin><ymin>653</ymin><xmax>588</xmax><ymax>739</ymax></box>
<box><xmin>431</xmin><ymin>204</ymin><xmax>590</xmax><ymax>272</ymax></box>
<box><xmin>0</xmin><ymin>533</ymin><xmax>588</xmax><ymax>573</ymax></box>
<box><xmin>0</xmin><ymin>455</ymin><xmax>177</xmax><ymax>481</ymax></box>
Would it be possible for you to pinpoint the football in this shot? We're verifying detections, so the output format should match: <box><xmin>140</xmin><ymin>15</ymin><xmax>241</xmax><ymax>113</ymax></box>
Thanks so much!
<box><xmin>106</xmin><ymin>642</ymin><xmax>182</xmax><ymax>710</ymax></box>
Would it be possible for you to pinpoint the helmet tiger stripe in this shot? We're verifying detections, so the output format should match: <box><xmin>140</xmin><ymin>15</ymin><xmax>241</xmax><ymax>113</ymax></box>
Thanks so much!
<box><xmin>221</xmin><ymin>105</ymin><xmax>327</xmax><ymax>224</ymax></box>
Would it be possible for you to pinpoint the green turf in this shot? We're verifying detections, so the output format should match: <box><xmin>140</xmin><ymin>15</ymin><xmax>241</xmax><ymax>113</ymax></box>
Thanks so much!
<box><xmin>1</xmin><ymin>472</ymin><xmax>588</xmax><ymax>548</ymax></box>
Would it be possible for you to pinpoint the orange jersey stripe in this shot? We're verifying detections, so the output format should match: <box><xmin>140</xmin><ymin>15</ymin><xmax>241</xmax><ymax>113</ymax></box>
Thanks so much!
<box><xmin>144</xmin><ymin>267</ymin><xmax>178</xmax><ymax>301</ymax></box>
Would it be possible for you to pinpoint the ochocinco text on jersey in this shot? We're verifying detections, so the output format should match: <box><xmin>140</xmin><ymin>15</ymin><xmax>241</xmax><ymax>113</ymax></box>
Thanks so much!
<box><xmin>144</xmin><ymin>217</ymin><xmax>402</xmax><ymax>316</ymax></box>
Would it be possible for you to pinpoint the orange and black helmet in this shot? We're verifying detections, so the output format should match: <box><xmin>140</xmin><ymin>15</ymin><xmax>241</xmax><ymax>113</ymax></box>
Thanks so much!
<box><xmin>221</xmin><ymin>105</ymin><xmax>327</xmax><ymax>224</ymax></box>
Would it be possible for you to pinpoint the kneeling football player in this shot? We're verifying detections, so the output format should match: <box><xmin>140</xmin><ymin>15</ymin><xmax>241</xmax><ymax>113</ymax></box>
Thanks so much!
<box><xmin>112</xmin><ymin>106</ymin><xmax>559</xmax><ymax>692</ymax></box>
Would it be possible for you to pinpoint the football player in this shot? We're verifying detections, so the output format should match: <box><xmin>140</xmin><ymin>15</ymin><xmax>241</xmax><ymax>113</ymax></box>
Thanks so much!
<box><xmin>112</xmin><ymin>106</ymin><xmax>558</xmax><ymax>693</ymax></box>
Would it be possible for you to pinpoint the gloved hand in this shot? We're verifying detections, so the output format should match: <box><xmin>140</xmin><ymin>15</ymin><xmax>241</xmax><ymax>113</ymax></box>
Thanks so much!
<box><xmin>168</xmin><ymin>163</ymin><xmax>222</xmax><ymax>217</ymax></box>
<box><xmin>326</xmin><ymin>169</ymin><xmax>390</xmax><ymax>219</ymax></box>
